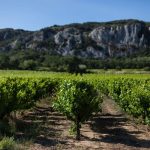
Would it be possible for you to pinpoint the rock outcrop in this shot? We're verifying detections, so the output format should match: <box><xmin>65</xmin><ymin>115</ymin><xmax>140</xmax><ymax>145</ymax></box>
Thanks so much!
<box><xmin>54</xmin><ymin>28</ymin><xmax>82</xmax><ymax>56</ymax></box>
<box><xmin>0</xmin><ymin>20</ymin><xmax>150</xmax><ymax>58</ymax></box>
<box><xmin>89</xmin><ymin>22</ymin><xmax>148</xmax><ymax>57</ymax></box>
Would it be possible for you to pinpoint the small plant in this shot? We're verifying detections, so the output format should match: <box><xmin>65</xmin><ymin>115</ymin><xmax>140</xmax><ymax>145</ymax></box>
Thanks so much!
<box><xmin>0</xmin><ymin>137</ymin><xmax>16</xmax><ymax>150</ymax></box>
<box><xmin>53</xmin><ymin>80</ymin><xmax>102</xmax><ymax>140</ymax></box>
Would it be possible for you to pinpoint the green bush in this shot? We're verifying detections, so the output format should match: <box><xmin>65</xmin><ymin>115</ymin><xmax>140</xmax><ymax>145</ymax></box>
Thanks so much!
<box><xmin>0</xmin><ymin>137</ymin><xmax>16</xmax><ymax>150</ymax></box>
<box><xmin>53</xmin><ymin>80</ymin><xmax>102</xmax><ymax>140</ymax></box>
<box><xmin>121</xmin><ymin>86</ymin><xmax>150</xmax><ymax>124</ymax></box>
<box><xmin>107</xmin><ymin>78</ymin><xmax>150</xmax><ymax>124</ymax></box>
<box><xmin>0</xmin><ymin>78</ymin><xmax>58</xmax><ymax>119</ymax></box>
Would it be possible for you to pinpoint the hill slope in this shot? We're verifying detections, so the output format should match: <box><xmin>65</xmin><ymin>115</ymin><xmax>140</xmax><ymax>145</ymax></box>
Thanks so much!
<box><xmin>0</xmin><ymin>19</ymin><xmax>150</xmax><ymax>58</ymax></box>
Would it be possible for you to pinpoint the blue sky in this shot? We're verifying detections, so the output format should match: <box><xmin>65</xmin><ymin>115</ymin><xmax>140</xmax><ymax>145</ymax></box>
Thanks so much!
<box><xmin>0</xmin><ymin>0</ymin><xmax>149</xmax><ymax>30</ymax></box>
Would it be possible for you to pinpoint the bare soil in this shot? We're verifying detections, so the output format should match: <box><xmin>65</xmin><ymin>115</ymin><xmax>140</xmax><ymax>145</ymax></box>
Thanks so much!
<box><xmin>15</xmin><ymin>98</ymin><xmax>150</xmax><ymax>150</ymax></box>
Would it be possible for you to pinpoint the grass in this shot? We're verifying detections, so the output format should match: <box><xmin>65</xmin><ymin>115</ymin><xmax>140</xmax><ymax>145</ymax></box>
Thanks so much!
<box><xmin>0</xmin><ymin>136</ymin><xmax>26</xmax><ymax>150</ymax></box>
<box><xmin>89</xmin><ymin>69</ymin><xmax>150</xmax><ymax>74</ymax></box>
<box><xmin>0</xmin><ymin>70</ymin><xmax>150</xmax><ymax>79</ymax></box>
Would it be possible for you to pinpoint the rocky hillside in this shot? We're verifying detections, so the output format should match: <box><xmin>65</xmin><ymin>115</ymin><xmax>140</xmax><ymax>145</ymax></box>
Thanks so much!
<box><xmin>0</xmin><ymin>19</ymin><xmax>150</xmax><ymax>58</ymax></box>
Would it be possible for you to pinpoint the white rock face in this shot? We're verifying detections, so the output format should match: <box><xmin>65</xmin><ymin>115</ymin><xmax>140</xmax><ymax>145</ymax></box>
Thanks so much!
<box><xmin>53</xmin><ymin>22</ymin><xmax>150</xmax><ymax>57</ymax></box>
<box><xmin>89</xmin><ymin>23</ymin><xmax>147</xmax><ymax>57</ymax></box>
<box><xmin>0</xmin><ymin>20</ymin><xmax>149</xmax><ymax>58</ymax></box>
<box><xmin>82</xmin><ymin>46</ymin><xmax>104</xmax><ymax>58</ymax></box>
<box><xmin>33</xmin><ymin>31</ymin><xmax>44</xmax><ymax>42</ymax></box>
<box><xmin>89</xmin><ymin>23</ymin><xmax>144</xmax><ymax>46</ymax></box>
<box><xmin>55</xmin><ymin>28</ymin><xmax>81</xmax><ymax>49</ymax></box>
<box><xmin>54</xmin><ymin>28</ymin><xmax>82</xmax><ymax>56</ymax></box>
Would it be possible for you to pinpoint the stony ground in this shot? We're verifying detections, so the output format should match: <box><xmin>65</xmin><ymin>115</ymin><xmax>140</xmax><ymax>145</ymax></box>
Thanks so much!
<box><xmin>15</xmin><ymin>98</ymin><xmax>150</xmax><ymax>150</ymax></box>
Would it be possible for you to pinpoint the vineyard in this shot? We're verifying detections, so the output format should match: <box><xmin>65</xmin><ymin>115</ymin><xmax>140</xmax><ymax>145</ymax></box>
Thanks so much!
<box><xmin>0</xmin><ymin>71</ymin><xmax>149</xmax><ymax>124</ymax></box>
<box><xmin>0</xmin><ymin>70</ymin><xmax>150</xmax><ymax>149</ymax></box>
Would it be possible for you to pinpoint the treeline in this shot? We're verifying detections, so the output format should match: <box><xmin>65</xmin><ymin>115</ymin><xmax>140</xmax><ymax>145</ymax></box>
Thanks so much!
<box><xmin>0</xmin><ymin>49</ymin><xmax>150</xmax><ymax>71</ymax></box>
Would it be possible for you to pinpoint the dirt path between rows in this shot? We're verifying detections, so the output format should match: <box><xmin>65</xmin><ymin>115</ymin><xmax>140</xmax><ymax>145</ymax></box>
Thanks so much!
<box><xmin>16</xmin><ymin>98</ymin><xmax>150</xmax><ymax>150</ymax></box>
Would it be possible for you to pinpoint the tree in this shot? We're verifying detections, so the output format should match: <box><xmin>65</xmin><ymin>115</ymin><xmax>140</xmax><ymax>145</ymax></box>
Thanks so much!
<box><xmin>0</xmin><ymin>54</ymin><xmax>10</xmax><ymax>69</ymax></box>
<box><xmin>19</xmin><ymin>60</ymin><xmax>37</xmax><ymax>70</ymax></box>
<box><xmin>53</xmin><ymin>80</ymin><xmax>102</xmax><ymax>140</ymax></box>
<box><xmin>67</xmin><ymin>56</ymin><xmax>87</xmax><ymax>75</ymax></box>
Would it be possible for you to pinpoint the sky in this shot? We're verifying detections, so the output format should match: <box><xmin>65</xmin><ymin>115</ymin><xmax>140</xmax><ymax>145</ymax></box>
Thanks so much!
<box><xmin>0</xmin><ymin>0</ymin><xmax>150</xmax><ymax>31</ymax></box>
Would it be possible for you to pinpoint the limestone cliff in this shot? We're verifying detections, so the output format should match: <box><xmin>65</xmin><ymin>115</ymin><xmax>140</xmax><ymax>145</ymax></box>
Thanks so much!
<box><xmin>0</xmin><ymin>19</ymin><xmax>150</xmax><ymax>58</ymax></box>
